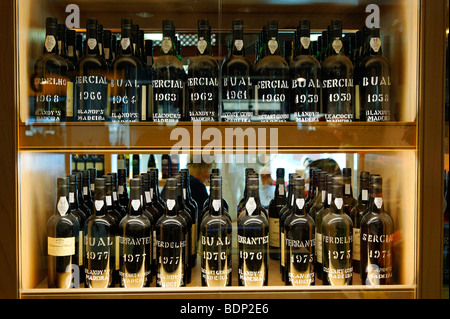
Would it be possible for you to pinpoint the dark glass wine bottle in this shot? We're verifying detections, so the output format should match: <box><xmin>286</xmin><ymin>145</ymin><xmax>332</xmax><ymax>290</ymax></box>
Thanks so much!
<box><xmin>83</xmin><ymin>178</ymin><xmax>116</xmax><ymax>288</ymax></box>
<box><xmin>156</xmin><ymin>178</ymin><xmax>187</xmax><ymax>287</ymax></box>
<box><xmin>354</xmin><ymin>27</ymin><xmax>392</xmax><ymax>122</ymax></box>
<box><xmin>360</xmin><ymin>176</ymin><xmax>394</xmax><ymax>285</ymax></box>
<box><xmin>322</xmin><ymin>176</ymin><xmax>354</xmax><ymax>285</ymax></box>
<box><xmin>284</xmin><ymin>177</ymin><xmax>315</xmax><ymax>286</ymax></box>
<box><xmin>32</xmin><ymin>17</ymin><xmax>73</xmax><ymax>123</ymax></box>
<box><xmin>237</xmin><ymin>176</ymin><xmax>269</xmax><ymax>286</ymax></box>
<box><xmin>221</xmin><ymin>19</ymin><xmax>254</xmax><ymax>122</ymax></box>
<box><xmin>321</xmin><ymin>20</ymin><xmax>354</xmax><ymax>122</ymax></box>
<box><xmin>88</xmin><ymin>167</ymin><xmax>97</xmax><ymax>200</ymax></box>
<box><xmin>75</xmin><ymin>172</ymin><xmax>92</xmax><ymax>219</ymax></box>
<box><xmin>279</xmin><ymin>172</ymin><xmax>298</xmax><ymax>280</ymax></box>
<box><xmin>254</xmin><ymin>20</ymin><xmax>290</xmax><ymax>122</ymax></box>
<box><xmin>103</xmin><ymin>30</ymin><xmax>114</xmax><ymax>67</ymax></box>
<box><xmin>314</xmin><ymin>173</ymin><xmax>333</xmax><ymax>281</ymax></box>
<box><xmin>289</xmin><ymin>20</ymin><xmax>321</xmax><ymax>122</ymax></box>
<box><xmin>75</xmin><ymin>19</ymin><xmax>109</xmax><ymax>122</ymax></box>
<box><xmin>237</xmin><ymin>169</ymin><xmax>257</xmax><ymax>218</ymax></box>
<box><xmin>201</xmin><ymin>173</ymin><xmax>230</xmax><ymax>224</ymax></box>
<box><xmin>47</xmin><ymin>177</ymin><xmax>81</xmax><ymax>288</ymax></box>
<box><xmin>200</xmin><ymin>177</ymin><xmax>232</xmax><ymax>287</ymax></box>
<box><xmin>268</xmin><ymin>168</ymin><xmax>287</xmax><ymax>260</ymax></box>
<box><xmin>111</xmin><ymin>18</ymin><xmax>146</xmax><ymax>122</ymax></box>
<box><xmin>305</xmin><ymin>168</ymin><xmax>318</xmax><ymax>215</ymax></box>
<box><xmin>350</xmin><ymin>171</ymin><xmax>371</xmax><ymax>274</ymax></box>
<box><xmin>152</xmin><ymin>20</ymin><xmax>186</xmax><ymax>123</ymax></box>
<box><xmin>342</xmin><ymin>168</ymin><xmax>358</xmax><ymax>216</ymax></box>
<box><xmin>187</xmin><ymin>19</ymin><xmax>220</xmax><ymax>122</ymax></box>
<box><xmin>66</xmin><ymin>29</ymin><xmax>78</xmax><ymax>66</ymax></box>
<box><xmin>108</xmin><ymin>172</ymin><xmax>127</xmax><ymax>219</ymax></box>
<box><xmin>81</xmin><ymin>170</ymin><xmax>94</xmax><ymax>216</ymax></box>
<box><xmin>118</xmin><ymin>168</ymin><xmax>129</xmax><ymax>210</ymax></box>
<box><xmin>118</xmin><ymin>178</ymin><xmax>152</xmax><ymax>288</ymax></box>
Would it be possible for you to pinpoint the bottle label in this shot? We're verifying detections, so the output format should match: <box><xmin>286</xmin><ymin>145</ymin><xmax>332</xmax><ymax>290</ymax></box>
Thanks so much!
<box><xmin>374</xmin><ymin>197</ymin><xmax>383</xmax><ymax>209</ymax></box>
<box><xmin>296</xmin><ymin>198</ymin><xmax>305</xmax><ymax>210</ymax></box>
<box><xmin>353</xmin><ymin>228</ymin><xmax>361</xmax><ymax>261</ymax></box>
<box><xmin>197</xmin><ymin>39</ymin><xmax>207</xmax><ymax>54</ymax></box>
<box><xmin>234</xmin><ymin>39</ymin><xmax>244</xmax><ymax>51</ymax></box>
<box><xmin>167</xmin><ymin>199</ymin><xmax>176</xmax><ymax>211</ymax></box>
<box><xmin>238</xmin><ymin>234</ymin><xmax>268</xmax><ymax>286</ymax></box>
<box><xmin>316</xmin><ymin>232</ymin><xmax>322</xmax><ymax>263</ymax></box>
<box><xmin>69</xmin><ymin>192</ymin><xmax>75</xmax><ymax>204</ymax></box>
<box><xmin>57</xmin><ymin>197</ymin><xmax>69</xmax><ymax>216</ymax></box>
<box><xmin>48</xmin><ymin>236</ymin><xmax>75</xmax><ymax>256</ymax></box>
<box><xmin>75</xmin><ymin>75</ymin><xmax>108</xmax><ymax>122</ymax></box>
<box><xmin>279</xmin><ymin>184</ymin><xmax>285</xmax><ymax>196</ymax></box>
<box><xmin>362</xmin><ymin>190</ymin><xmax>369</xmax><ymax>201</ymax></box>
<box><xmin>87</xmin><ymin>38</ymin><xmax>97</xmax><ymax>50</ymax></box>
<box><xmin>370</xmin><ymin>37</ymin><xmax>382</xmax><ymax>53</ymax></box>
<box><xmin>83</xmin><ymin>186</ymin><xmax>88</xmax><ymax>196</ymax></box>
<box><xmin>245</xmin><ymin>197</ymin><xmax>257</xmax><ymax>216</ymax></box>
<box><xmin>269</xmin><ymin>217</ymin><xmax>280</xmax><ymax>247</ymax></box>
<box><xmin>212</xmin><ymin>199</ymin><xmax>221</xmax><ymax>211</ymax></box>
<box><xmin>106</xmin><ymin>196</ymin><xmax>112</xmax><ymax>206</ymax></box>
<box><xmin>45</xmin><ymin>35</ymin><xmax>56</xmax><ymax>52</ymax></box>
<box><xmin>323</xmin><ymin>234</ymin><xmax>353</xmax><ymax>285</ymax></box>
<box><xmin>121</xmin><ymin>38</ymin><xmax>130</xmax><ymax>51</ymax></box>
<box><xmin>95</xmin><ymin>200</ymin><xmax>104</xmax><ymax>211</ymax></box>
<box><xmin>110</xmin><ymin>77</ymin><xmax>142</xmax><ymax>123</ymax></box>
<box><xmin>345</xmin><ymin>184</ymin><xmax>351</xmax><ymax>195</ymax></box>
<box><xmin>281</xmin><ymin>231</ymin><xmax>285</xmax><ymax>266</ymax></box>
<box><xmin>332</xmin><ymin>39</ymin><xmax>343</xmax><ymax>54</ymax></box>
<box><xmin>268</xmin><ymin>38</ymin><xmax>278</xmax><ymax>54</ymax></box>
<box><xmin>145</xmin><ymin>192</ymin><xmax>151</xmax><ymax>204</ymax></box>
<box><xmin>286</xmin><ymin>237</ymin><xmax>315</xmax><ymax>286</ymax></box>
<box><xmin>161</xmin><ymin>38</ymin><xmax>172</xmax><ymax>54</ymax></box>
<box><xmin>335</xmin><ymin>198</ymin><xmax>343</xmax><ymax>209</ymax></box>
<box><xmin>118</xmin><ymin>185</ymin><xmax>124</xmax><ymax>195</ymax></box>
<box><xmin>300</xmin><ymin>37</ymin><xmax>310</xmax><ymax>50</ymax></box>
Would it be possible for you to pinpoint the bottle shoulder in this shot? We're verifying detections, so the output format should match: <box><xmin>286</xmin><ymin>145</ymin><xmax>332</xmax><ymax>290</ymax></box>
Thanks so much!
<box><xmin>222</xmin><ymin>55</ymin><xmax>254</xmax><ymax>71</ymax></box>
<box><xmin>285</xmin><ymin>213</ymin><xmax>316</xmax><ymax>229</ymax></box>
<box><xmin>119</xmin><ymin>214</ymin><xmax>151</xmax><ymax>231</ymax></box>
<box><xmin>321</xmin><ymin>55</ymin><xmax>354</xmax><ymax>69</ymax></box>
<box><xmin>188</xmin><ymin>56</ymin><xmax>220</xmax><ymax>70</ymax></box>
<box><xmin>77</xmin><ymin>55</ymin><xmax>109</xmax><ymax>70</ymax></box>
<box><xmin>255</xmin><ymin>55</ymin><xmax>289</xmax><ymax>72</ymax></box>
<box><xmin>361</xmin><ymin>210</ymin><xmax>394</xmax><ymax>227</ymax></box>
<box><xmin>322</xmin><ymin>210</ymin><xmax>353</xmax><ymax>227</ymax></box>
<box><xmin>153</xmin><ymin>55</ymin><xmax>185</xmax><ymax>69</ymax></box>
<box><xmin>112</xmin><ymin>55</ymin><xmax>143</xmax><ymax>69</ymax></box>
<box><xmin>290</xmin><ymin>55</ymin><xmax>321</xmax><ymax>70</ymax></box>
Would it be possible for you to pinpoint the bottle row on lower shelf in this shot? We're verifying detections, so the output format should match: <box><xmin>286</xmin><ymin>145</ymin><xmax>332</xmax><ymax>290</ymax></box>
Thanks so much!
<box><xmin>47</xmin><ymin>165</ymin><xmax>394</xmax><ymax>289</ymax></box>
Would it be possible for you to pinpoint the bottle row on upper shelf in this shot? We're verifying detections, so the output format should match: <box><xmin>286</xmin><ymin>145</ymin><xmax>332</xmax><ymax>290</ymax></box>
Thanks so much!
<box><xmin>32</xmin><ymin>16</ymin><xmax>392</xmax><ymax>124</ymax></box>
<box><xmin>47</xmin><ymin>162</ymin><xmax>394</xmax><ymax>288</ymax></box>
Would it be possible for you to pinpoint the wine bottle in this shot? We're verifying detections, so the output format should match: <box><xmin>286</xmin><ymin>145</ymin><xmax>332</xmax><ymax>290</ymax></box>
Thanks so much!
<box><xmin>342</xmin><ymin>168</ymin><xmax>358</xmax><ymax>216</ymax></box>
<box><xmin>321</xmin><ymin>20</ymin><xmax>354</xmax><ymax>122</ymax></box>
<box><xmin>237</xmin><ymin>169</ymin><xmax>257</xmax><ymax>217</ymax></box>
<box><xmin>305</xmin><ymin>168</ymin><xmax>318</xmax><ymax>215</ymax></box>
<box><xmin>47</xmin><ymin>177</ymin><xmax>81</xmax><ymax>288</ymax></box>
<box><xmin>284</xmin><ymin>177</ymin><xmax>315</xmax><ymax>286</ymax></box>
<box><xmin>74</xmin><ymin>172</ymin><xmax>92</xmax><ymax>219</ymax></box>
<box><xmin>289</xmin><ymin>20</ymin><xmax>321</xmax><ymax>122</ymax></box>
<box><xmin>68</xmin><ymin>174</ymin><xmax>87</xmax><ymax>276</ymax></box>
<box><xmin>201</xmin><ymin>173</ymin><xmax>231</xmax><ymax>224</ymax></box>
<box><xmin>279</xmin><ymin>172</ymin><xmax>298</xmax><ymax>280</ymax></box>
<box><xmin>314</xmin><ymin>173</ymin><xmax>333</xmax><ymax>281</ymax></box>
<box><xmin>81</xmin><ymin>170</ymin><xmax>94</xmax><ymax>216</ymax></box>
<box><xmin>111</xmin><ymin>18</ymin><xmax>147</xmax><ymax>122</ymax></box>
<box><xmin>156</xmin><ymin>178</ymin><xmax>187</xmax><ymax>287</ymax></box>
<box><xmin>88</xmin><ymin>167</ymin><xmax>97</xmax><ymax>200</ymax></box>
<box><xmin>66</xmin><ymin>29</ymin><xmax>78</xmax><ymax>66</ymax></box>
<box><xmin>32</xmin><ymin>17</ymin><xmax>74</xmax><ymax>123</ymax></box>
<box><xmin>268</xmin><ymin>168</ymin><xmax>287</xmax><ymax>260</ymax></box>
<box><xmin>75</xmin><ymin>19</ymin><xmax>109</xmax><ymax>122</ymax></box>
<box><xmin>108</xmin><ymin>172</ymin><xmax>127</xmax><ymax>219</ymax></box>
<box><xmin>354</xmin><ymin>27</ymin><xmax>392</xmax><ymax>122</ymax></box>
<box><xmin>221</xmin><ymin>19</ymin><xmax>254</xmax><ymax>122</ymax></box>
<box><xmin>350</xmin><ymin>171</ymin><xmax>371</xmax><ymax>274</ymax></box>
<box><xmin>237</xmin><ymin>176</ymin><xmax>269</xmax><ymax>286</ymax></box>
<box><xmin>360</xmin><ymin>176</ymin><xmax>394</xmax><ymax>285</ymax></box>
<box><xmin>84</xmin><ymin>178</ymin><xmax>116</xmax><ymax>288</ymax></box>
<box><xmin>152</xmin><ymin>20</ymin><xmax>186</xmax><ymax>123</ymax></box>
<box><xmin>118</xmin><ymin>168</ymin><xmax>129</xmax><ymax>210</ymax></box>
<box><xmin>118</xmin><ymin>178</ymin><xmax>152</xmax><ymax>287</ymax></box>
<box><xmin>254</xmin><ymin>20</ymin><xmax>290</xmax><ymax>122</ymax></box>
<box><xmin>200</xmin><ymin>177</ymin><xmax>232</xmax><ymax>287</ymax></box>
<box><xmin>322</xmin><ymin>176</ymin><xmax>354</xmax><ymax>285</ymax></box>
<box><xmin>187</xmin><ymin>19</ymin><xmax>220</xmax><ymax>122</ymax></box>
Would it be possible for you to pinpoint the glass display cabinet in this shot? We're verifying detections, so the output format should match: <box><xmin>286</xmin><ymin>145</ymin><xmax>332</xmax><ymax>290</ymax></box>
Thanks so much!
<box><xmin>0</xmin><ymin>0</ymin><xmax>447</xmax><ymax>299</ymax></box>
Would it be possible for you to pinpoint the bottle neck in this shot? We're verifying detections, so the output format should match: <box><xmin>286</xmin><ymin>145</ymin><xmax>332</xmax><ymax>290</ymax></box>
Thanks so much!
<box><xmin>297</xmin><ymin>35</ymin><xmax>312</xmax><ymax>56</ymax></box>
<box><xmin>328</xmin><ymin>31</ymin><xmax>345</xmax><ymax>57</ymax></box>
<box><xmin>275</xmin><ymin>178</ymin><xmax>286</xmax><ymax>198</ymax></box>
<box><xmin>160</xmin><ymin>31</ymin><xmax>177</xmax><ymax>56</ymax></box>
<box><xmin>210</xmin><ymin>187</ymin><xmax>223</xmax><ymax>217</ymax></box>
<box><xmin>55</xmin><ymin>185</ymin><xmax>70</xmax><ymax>216</ymax></box>
<box><xmin>165</xmin><ymin>188</ymin><xmax>179</xmax><ymax>217</ymax></box>
<box><xmin>105</xmin><ymin>184</ymin><xmax>113</xmax><ymax>209</ymax></box>
<box><xmin>196</xmin><ymin>29</ymin><xmax>213</xmax><ymax>56</ymax></box>
<box><xmin>119</xmin><ymin>28</ymin><xmax>133</xmax><ymax>56</ymax></box>
<box><xmin>85</xmin><ymin>28</ymin><xmax>100</xmax><ymax>56</ymax></box>
<box><xmin>358</xmin><ymin>179</ymin><xmax>370</xmax><ymax>204</ymax></box>
<box><xmin>94</xmin><ymin>188</ymin><xmax>106</xmax><ymax>216</ymax></box>
<box><xmin>82</xmin><ymin>179</ymin><xmax>92</xmax><ymax>201</ymax></box>
<box><xmin>343</xmin><ymin>176</ymin><xmax>353</xmax><ymax>197</ymax></box>
<box><xmin>293</xmin><ymin>186</ymin><xmax>306</xmax><ymax>216</ymax></box>
<box><xmin>68</xmin><ymin>182</ymin><xmax>79</xmax><ymax>210</ymax></box>
<box><xmin>368</xmin><ymin>35</ymin><xmax>383</xmax><ymax>56</ymax></box>
<box><xmin>128</xmin><ymin>187</ymin><xmax>142</xmax><ymax>217</ymax></box>
<box><xmin>368</xmin><ymin>187</ymin><xmax>384</xmax><ymax>214</ymax></box>
<box><xmin>330</xmin><ymin>186</ymin><xmax>344</xmax><ymax>214</ymax></box>
<box><xmin>231</xmin><ymin>30</ymin><xmax>245</xmax><ymax>56</ymax></box>
<box><xmin>265</xmin><ymin>32</ymin><xmax>281</xmax><ymax>56</ymax></box>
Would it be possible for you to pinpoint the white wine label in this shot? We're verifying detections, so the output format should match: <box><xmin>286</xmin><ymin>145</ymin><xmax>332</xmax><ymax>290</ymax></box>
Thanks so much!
<box><xmin>121</xmin><ymin>38</ymin><xmax>131</xmax><ymax>51</ymax></box>
<box><xmin>327</xmin><ymin>193</ymin><xmax>332</xmax><ymax>205</ymax></box>
<box><xmin>161</xmin><ymin>38</ymin><xmax>172</xmax><ymax>54</ymax></box>
<box><xmin>353</xmin><ymin>228</ymin><xmax>361</xmax><ymax>261</ymax></box>
<box><xmin>113</xmin><ymin>192</ymin><xmax>118</xmax><ymax>201</ymax></box>
<box><xmin>149</xmin><ymin>188</ymin><xmax>154</xmax><ymax>201</ymax></box>
<box><xmin>335</xmin><ymin>198</ymin><xmax>343</xmax><ymax>209</ymax></box>
<box><xmin>48</xmin><ymin>236</ymin><xmax>75</xmax><ymax>256</ymax></box>
<box><xmin>183</xmin><ymin>189</ymin><xmax>187</xmax><ymax>200</ymax></box>
<box><xmin>118</xmin><ymin>185</ymin><xmax>124</xmax><ymax>195</ymax></box>
<box><xmin>91</xmin><ymin>184</ymin><xmax>95</xmax><ymax>192</ymax></box>
<box><xmin>268</xmin><ymin>38</ymin><xmax>278</xmax><ymax>54</ymax></box>
<box><xmin>370</xmin><ymin>37</ymin><xmax>382</xmax><ymax>53</ymax></box>
<box><xmin>95</xmin><ymin>200</ymin><xmax>104</xmax><ymax>211</ymax></box>
<box><xmin>234</xmin><ymin>39</ymin><xmax>244</xmax><ymax>51</ymax></box>
<box><xmin>57</xmin><ymin>197</ymin><xmax>69</xmax><ymax>216</ymax></box>
<box><xmin>269</xmin><ymin>217</ymin><xmax>280</xmax><ymax>247</ymax></box>
<box><xmin>45</xmin><ymin>35</ymin><xmax>56</xmax><ymax>52</ymax></box>
<box><xmin>131</xmin><ymin>199</ymin><xmax>140</xmax><ymax>211</ymax></box>
<box><xmin>362</xmin><ymin>190</ymin><xmax>369</xmax><ymax>201</ymax></box>
<box><xmin>296</xmin><ymin>198</ymin><xmax>305</xmax><ymax>210</ymax></box>
<box><xmin>212</xmin><ymin>199</ymin><xmax>221</xmax><ymax>211</ymax></box>
<box><xmin>245</xmin><ymin>197</ymin><xmax>257</xmax><ymax>216</ymax></box>
<box><xmin>145</xmin><ymin>192</ymin><xmax>151</xmax><ymax>204</ymax></box>
<box><xmin>332</xmin><ymin>39</ymin><xmax>343</xmax><ymax>54</ymax></box>
<box><xmin>345</xmin><ymin>184</ymin><xmax>351</xmax><ymax>195</ymax></box>
<box><xmin>83</xmin><ymin>186</ymin><xmax>88</xmax><ymax>196</ymax></box>
<box><xmin>300</xmin><ymin>37</ymin><xmax>310</xmax><ymax>49</ymax></box>
<box><xmin>69</xmin><ymin>192</ymin><xmax>75</xmax><ymax>204</ymax></box>
<box><xmin>66</xmin><ymin>81</ymin><xmax>74</xmax><ymax>117</ymax></box>
<box><xmin>374</xmin><ymin>197</ymin><xmax>383</xmax><ymax>209</ymax></box>
<box><xmin>279</xmin><ymin>184</ymin><xmax>285</xmax><ymax>196</ymax></box>
<box><xmin>87</xmin><ymin>38</ymin><xmax>97</xmax><ymax>50</ymax></box>
<box><xmin>197</xmin><ymin>39</ymin><xmax>207</xmax><ymax>54</ymax></box>
<box><xmin>167</xmin><ymin>199</ymin><xmax>176</xmax><ymax>211</ymax></box>
<box><xmin>106</xmin><ymin>196</ymin><xmax>112</xmax><ymax>206</ymax></box>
